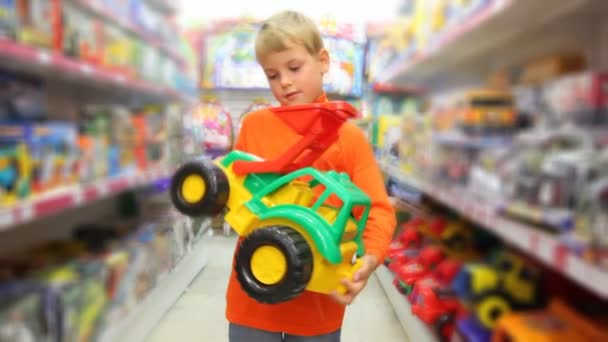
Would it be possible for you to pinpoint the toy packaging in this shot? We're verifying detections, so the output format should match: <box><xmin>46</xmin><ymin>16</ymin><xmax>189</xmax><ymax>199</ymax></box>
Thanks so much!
<box><xmin>0</xmin><ymin>70</ymin><xmax>48</xmax><ymax>123</ymax></box>
<box><xmin>543</xmin><ymin>71</ymin><xmax>608</xmax><ymax>126</ymax></box>
<box><xmin>0</xmin><ymin>0</ymin><xmax>18</xmax><ymax>39</ymax></box>
<box><xmin>15</xmin><ymin>0</ymin><xmax>60</xmax><ymax>49</ymax></box>
<box><xmin>0</xmin><ymin>143</ymin><xmax>31</xmax><ymax>206</ymax></box>
<box><xmin>493</xmin><ymin>299</ymin><xmax>608</xmax><ymax>342</ymax></box>
<box><xmin>0</xmin><ymin>282</ymin><xmax>60</xmax><ymax>342</ymax></box>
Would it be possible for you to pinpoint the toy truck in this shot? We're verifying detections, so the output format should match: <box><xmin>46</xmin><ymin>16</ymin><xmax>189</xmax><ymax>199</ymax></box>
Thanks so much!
<box><xmin>493</xmin><ymin>299</ymin><xmax>608</xmax><ymax>342</ymax></box>
<box><xmin>452</xmin><ymin>250</ymin><xmax>542</xmax><ymax>329</ymax></box>
<box><xmin>170</xmin><ymin>102</ymin><xmax>372</xmax><ymax>304</ymax></box>
<box><xmin>411</xmin><ymin>284</ymin><xmax>467</xmax><ymax>342</ymax></box>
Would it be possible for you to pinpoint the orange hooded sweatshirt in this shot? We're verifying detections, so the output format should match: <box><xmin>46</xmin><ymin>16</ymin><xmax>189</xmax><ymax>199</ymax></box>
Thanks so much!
<box><xmin>226</xmin><ymin>93</ymin><xmax>396</xmax><ymax>336</ymax></box>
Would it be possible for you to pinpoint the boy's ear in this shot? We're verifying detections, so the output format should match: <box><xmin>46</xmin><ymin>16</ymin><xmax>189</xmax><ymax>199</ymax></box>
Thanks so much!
<box><xmin>318</xmin><ymin>48</ymin><xmax>330</xmax><ymax>74</ymax></box>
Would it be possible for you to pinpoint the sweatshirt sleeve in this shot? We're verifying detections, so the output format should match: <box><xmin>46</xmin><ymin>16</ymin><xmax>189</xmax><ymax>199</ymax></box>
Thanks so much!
<box><xmin>344</xmin><ymin>126</ymin><xmax>396</xmax><ymax>263</ymax></box>
<box><xmin>234</xmin><ymin>115</ymin><xmax>250</xmax><ymax>151</ymax></box>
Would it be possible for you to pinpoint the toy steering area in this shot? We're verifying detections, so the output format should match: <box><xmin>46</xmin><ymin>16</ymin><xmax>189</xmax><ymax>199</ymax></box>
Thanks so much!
<box><xmin>170</xmin><ymin>101</ymin><xmax>372</xmax><ymax>303</ymax></box>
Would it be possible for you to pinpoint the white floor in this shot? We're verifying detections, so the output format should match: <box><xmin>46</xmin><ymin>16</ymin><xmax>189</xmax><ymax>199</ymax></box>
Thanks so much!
<box><xmin>146</xmin><ymin>234</ymin><xmax>409</xmax><ymax>342</ymax></box>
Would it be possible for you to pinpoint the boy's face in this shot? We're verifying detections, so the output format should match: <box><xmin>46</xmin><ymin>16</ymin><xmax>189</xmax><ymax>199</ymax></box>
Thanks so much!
<box><xmin>259</xmin><ymin>42</ymin><xmax>329</xmax><ymax>106</ymax></box>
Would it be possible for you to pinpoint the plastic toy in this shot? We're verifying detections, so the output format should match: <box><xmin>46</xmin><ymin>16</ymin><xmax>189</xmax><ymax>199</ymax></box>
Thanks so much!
<box><xmin>411</xmin><ymin>283</ymin><xmax>466</xmax><ymax>342</ymax></box>
<box><xmin>543</xmin><ymin>71</ymin><xmax>608</xmax><ymax>126</ymax></box>
<box><xmin>385</xmin><ymin>221</ymin><xmax>424</xmax><ymax>266</ymax></box>
<box><xmin>0</xmin><ymin>143</ymin><xmax>31</xmax><ymax>206</ymax></box>
<box><xmin>170</xmin><ymin>101</ymin><xmax>371</xmax><ymax>303</ymax></box>
<box><xmin>409</xmin><ymin>258</ymin><xmax>462</xmax><ymax>302</ymax></box>
<box><xmin>493</xmin><ymin>299</ymin><xmax>608</xmax><ymax>342</ymax></box>
<box><xmin>452</xmin><ymin>250</ymin><xmax>542</xmax><ymax>329</ymax></box>
<box><xmin>394</xmin><ymin>246</ymin><xmax>444</xmax><ymax>295</ymax></box>
<box><xmin>501</xmin><ymin>129</ymin><xmax>597</xmax><ymax>231</ymax></box>
<box><xmin>458</xmin><ymin>89</ymin><xmax>516</xmax><ymax>134</ymax></box>
<box><xmin>455</xmin><ymin>314</ymin><xmax>492</xmax><ymax>342</ymax></box>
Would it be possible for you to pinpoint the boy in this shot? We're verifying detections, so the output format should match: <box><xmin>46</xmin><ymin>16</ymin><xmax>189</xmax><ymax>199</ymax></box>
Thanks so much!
<box><xmin>228</xmin><ymin>11</ymin><xmax>396</xmax><ymax>342</ymax></box>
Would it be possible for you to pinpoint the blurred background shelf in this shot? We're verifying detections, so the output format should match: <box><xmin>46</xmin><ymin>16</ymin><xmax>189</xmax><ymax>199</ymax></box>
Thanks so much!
<box><xmin>144</xmin><ymin>0</ymin><xmax>177</xmax><ymax>15</ymax></box>
<box><xmin>73</xmin><ymin>0</ymin><xmax>184</xmax><ymax>64</ymax></box>
<box><xmin>0</xmin><ymin>167</ymin><xmax>171</xmax><ymax>232</ymax></box>
<box><xmin>382</xmin><ymin>163</ymin><xmax>608</xmax><ymax>300</ymax></box>
<box><xmin>0</xmin><ymin>38</ymin><xmax>181</xmax><ymax>102</ymax></box>
<box><xmin>99</xmin><ymin>223</ymin><xmax>210</xmax><ymax>342</ymax></box>
<box><xmin>378</xmin><ymin>0</ymin><xmax>608</xmax><ymax>91</ymax></box>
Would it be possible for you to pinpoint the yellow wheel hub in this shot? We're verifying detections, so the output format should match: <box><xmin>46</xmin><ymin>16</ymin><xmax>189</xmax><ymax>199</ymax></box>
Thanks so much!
<box><xmin>250</xmin><ymin>246</ymin><xmax>287</xmax><ymax>285</ymax></box>
<box><xmin>181</xmin><ymin>174</ymin><xmax>206</xmax><ymax>204</ymax></box>
<box><xmin>477</xmin><ymin>296</ymin><xmax>511</xmax><ymax>329</ymax></box>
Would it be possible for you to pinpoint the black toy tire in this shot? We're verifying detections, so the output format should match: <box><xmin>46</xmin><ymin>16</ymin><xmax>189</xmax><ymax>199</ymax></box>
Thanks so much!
<box><xmin>235</xmin><ymin>226</ymin><xmax>313</xmax><ymax>304</ymax></box>
<box><xmin>170</xmin><ymin>158</ymin><xmax>229</xmax><ymax>217</ymax></box>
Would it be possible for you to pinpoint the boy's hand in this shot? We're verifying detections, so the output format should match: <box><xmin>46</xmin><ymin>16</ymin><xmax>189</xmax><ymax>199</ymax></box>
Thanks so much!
<box><xmin>330</xmin><ymin>255</ymin><xmax>379</xmax><ymax>305</ymax></box>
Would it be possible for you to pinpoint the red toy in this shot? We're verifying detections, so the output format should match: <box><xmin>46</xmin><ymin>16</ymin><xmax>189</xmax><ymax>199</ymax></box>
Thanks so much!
<box><xmin>233</xmin><ymin>102</ymin><xmax>358</xmax><ymax>175</ymax></box>
<box><xmin>387</xmin><ymin>225</ymin><xmax>424</xmax><ymax>259</ymax></box>
<box><xmin>411</xmin><ymin>285</ymin><xmax>467</xmax><ymax>342</ymax></box>
<box><xmin>408</xmin><ymin>259</ymin><xmax>462</xmax><ymax>303</ymax></box>
<box><xmin>394</xmin><ymin>246</ymin><xmax>445</xmax><ymax>295</ymax></box>
<box><xmin>389</xmin><ymin>248</ymin><xmax>423</xmax><ymax>273</ymax></box>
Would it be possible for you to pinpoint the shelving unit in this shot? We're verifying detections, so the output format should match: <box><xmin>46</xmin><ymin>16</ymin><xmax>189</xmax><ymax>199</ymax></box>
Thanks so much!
<box><xmin>375</xmin><ymin>265</ymin><xmax>437</xmax><ymax>342</ymax></box>
<box><xmin>0</xmin><ymin>166</ymin><xmax>171</xmax><ymax>232</ymax></box>
<box><xmin>377</xmin><ymin>0</ymin><xmax>608</xmax><ymax>89</ymax></box>
<box><xmin>0</xmin><ymin>38</ymin><xmax>181</xmax><ymax>101</ymax></box>
<box><xmin>99</xmin><ymin>219</ymin><xmax>210</xmax><ymax>342</ymax></box>
<box><xmin>0</xmin><ymin>1</ymin><xmax>203</xmax><ymax>340</ymax></box>
<box><xmin>144</xmin><ymin>0</ymin><xmax>177</xmax><ymax>14</ymax></box>
<box><xmin>73</xmin><ymin>0</ymin><xmax>183</xmax><ymax>64</ymax></box>
<box><xmin>382</xmin><ymin>162</ymin><xmax>608</xmax><ymax>299</ymax></box>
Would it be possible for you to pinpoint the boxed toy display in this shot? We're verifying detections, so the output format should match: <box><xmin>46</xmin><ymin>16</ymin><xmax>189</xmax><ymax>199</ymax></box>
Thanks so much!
<box><xmin>0</xmin><ymin>0</ymin><xmax>18</xmax><ymax>39</ymax></box>
<box><xmin>543</xmin><ymin>71</ymin><xmax>608</xmax><ymax>126</ymax></box>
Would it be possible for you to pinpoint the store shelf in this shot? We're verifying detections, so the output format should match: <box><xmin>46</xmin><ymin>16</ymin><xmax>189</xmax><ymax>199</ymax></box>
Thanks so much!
<box><xmin>145</xmin><ymin>0</ymin><xmax>177</xmax><ymax>14</ymax></box>
<box><xmin>0</xmin><ymin>166</ymin><xmax>171</xmax><ymax>232</ymax></box>
<box><xmin>382</xmin><ymin>163</ymin><xmax>608</xmax><ymax>299</ymax></box>
<box><xmin>0</xmin><ymin>38</ymin><xmax>180</xmax><ymax>101</ymax></box>
<box><xmin>99</xmin><ymin>223</ymin><xmax>210</xmax><ymax>342</ymax></box>
<box><xmin>75</xmin><ymin>0</ymin><xmax>184</xmax><ymax>65</ymax></box>
<box><xmin>375</xmin><ymin>265</ymin><xmax>438</xmax><ymax>342</ymax></box>
<box><xmin>377</xmin><ymin>0</ymin><xmax>604</xmax><ymax>88</ymax></box>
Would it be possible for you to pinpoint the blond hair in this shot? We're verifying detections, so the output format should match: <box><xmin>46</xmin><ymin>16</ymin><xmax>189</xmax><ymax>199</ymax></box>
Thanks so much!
<box><xmin>255</xmin><ymin>11</ymin><xmax>324</xmax><ymax>60</ymax></box>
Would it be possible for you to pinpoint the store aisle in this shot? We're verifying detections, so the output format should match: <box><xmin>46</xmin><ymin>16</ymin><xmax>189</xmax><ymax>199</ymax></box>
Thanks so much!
<box><xmin>146</xmin><ymin>234</ymin><xmax>408</xmax><ymax>342</ymax></box>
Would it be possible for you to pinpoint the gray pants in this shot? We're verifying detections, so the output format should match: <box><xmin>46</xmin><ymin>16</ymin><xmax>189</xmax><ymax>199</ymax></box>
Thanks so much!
<box><xmin>229</xmin><ymin>323</ymin><xmax>340</xmax><ymax>342</ymax></box>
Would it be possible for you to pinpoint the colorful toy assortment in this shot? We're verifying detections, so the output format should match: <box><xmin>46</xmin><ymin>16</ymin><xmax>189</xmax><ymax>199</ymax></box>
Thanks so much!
<box><xmin>0</xmin><ymin>68</ymin><xmax>174</xmax><ymax>207</ymax></box>
<box><xmin>171</xmin><ymin>102</ymin><xmax>371</xmax><ymax>303</ymax></box>
<box><xmin>0</xmin><ymin>196</ymin><xmax>193</xmax><ymax>342</ymax></box>
<box><xmin>191</xmin><ymin>96</ymin><xmax>234</xmax><ymax>159</ymax></box>
<box><xmin>200</xmin><ymin>19</ymin><xmax>365</xmax><ymax>97</ymax></box>
<box><xmin>365</xmin><ymin>0</ymin><xmax>497</xmax><ymax>83</ymax></box>
<box><xmin>381</xmin><ymin>63</ymin><xmax>608</xmax><ymax>271</ymax></box>
<box><xmin>383</xmin><ymin>209</ymin><xmax>604</xmax><ymax>342</ymax></box>
<box><xmin>0</xmin><ymin>0</ymin><xmax>197</xmax><ymax>94</ymax></box>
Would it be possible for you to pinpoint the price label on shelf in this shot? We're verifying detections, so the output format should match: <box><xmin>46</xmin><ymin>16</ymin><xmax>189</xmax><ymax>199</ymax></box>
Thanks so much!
<box><xmin>0</xmin><ymin>210</ymin><xmax>14</xmax><ymax>229</ymax></box>
<box><xmin>20</xmin><ymin>203</ymin><xmax>34</xmax><ymax>221</ymax></box>
<box><xmin>37</xmin><ymin>51</ymin><xmax>51</xmax><ymax>65</ymax></box>
<box><xmin>567</xmin><ymin>255</ymin><xmax>587</xmax><ymax>282</ymax></box>
<box><xmin>537</xmin><ymin>234</ymin><xmax>554</xmax><ymax>264</ymax></box>
<box><xmin>529</xmin><ymin>232</ymin><xmax>540</xmax><ymax>253</ymax></box>
<box><xmin>80</xmin><ymin>64</ymin><xmax>94</xmax><ymax>75</ymax></box>
<box><xmin>73</xmin><ymin>188</ymin><xmax>85</xmax><ymax>205</ymax></box>
<box><xmin>96</xmin><ymin>183</ymin><xmax>109</xmax><ymax>197</ymax></box>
